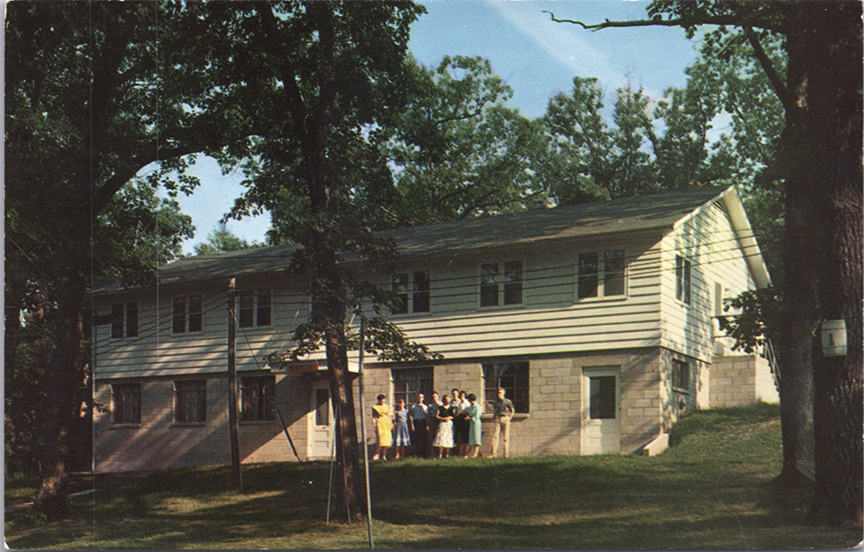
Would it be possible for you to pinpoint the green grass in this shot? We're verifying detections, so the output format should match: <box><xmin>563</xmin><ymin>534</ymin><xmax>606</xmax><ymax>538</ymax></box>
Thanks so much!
<box><xmin>5</xmin><ymin>403</ymin><xmax>862</xmax><ymax>549</ymax></box>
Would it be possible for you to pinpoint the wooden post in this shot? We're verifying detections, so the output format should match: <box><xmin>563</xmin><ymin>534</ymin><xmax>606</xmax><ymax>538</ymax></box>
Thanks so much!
<box><xmin>227</xmin><ymin>278</ymin><xmax>242</xmax><ymax>490</ymax></box>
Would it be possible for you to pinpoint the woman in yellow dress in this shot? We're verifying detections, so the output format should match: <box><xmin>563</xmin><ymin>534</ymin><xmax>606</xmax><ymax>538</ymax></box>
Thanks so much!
<box><xmin>372</xmin><ymin>394</ymin><xmax>393</xmax><ymax>460</ymax></box>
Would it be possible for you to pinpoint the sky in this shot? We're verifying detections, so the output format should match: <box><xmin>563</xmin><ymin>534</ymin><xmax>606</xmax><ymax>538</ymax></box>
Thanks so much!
<box><xmin>166</xmin><ymin>0</ymin><xmax>699</xmax><ymax>255</ymax></box>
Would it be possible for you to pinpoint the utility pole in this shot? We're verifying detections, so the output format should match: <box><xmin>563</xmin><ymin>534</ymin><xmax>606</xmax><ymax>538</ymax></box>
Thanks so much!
<box><xmin>227</xmin><ymin>278</ymin><xmax>242</xmax><ymax>490</ymax></box>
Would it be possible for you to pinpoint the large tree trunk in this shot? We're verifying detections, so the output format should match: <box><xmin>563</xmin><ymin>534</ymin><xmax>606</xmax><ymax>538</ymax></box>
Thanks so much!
<box><xmin>773</xmin><ymin>18</ymin><xmax>815</xmax><ymax>488</ymax></box>
<box><xmin>325</xmin><ymin>311</ymin><xmax>365</xmax><ymax>521</ymax></box>
<box><xmin>307</xmin><ymin>1</ymin><xmax>365</xmax><ymax>523</ymax></box>
<box><xmin>802</xmin><ymin>1</ymin><xmax>863</xmax><ymax>527</ymax></box>
<box><xmin>31</xmin><ymin>225</ymin><xmax>88</xmax><ymax>519</ymax></box>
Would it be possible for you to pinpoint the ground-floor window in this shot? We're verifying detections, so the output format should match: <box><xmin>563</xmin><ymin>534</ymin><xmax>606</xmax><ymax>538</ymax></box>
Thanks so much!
<box><xmin>174</xmin><ymin>380</ymin><xmax>207</xmax><ymax>423</ymax></box>
<box><xmin>241</xmin><ymin>375</ymin><xmax>275</xmax><ymax>421</ymax></box>
<box><xmin>392</xmin><ymin>367</ymin><xmax>434</xmax><ymax>405</ymax></box>
<box><xmin>112</xmin><ymin>383</ymin><xmax>141</xmax><ymax>424</ymax></box>
<box><xmin>672</xmin><ymin>359</ymin><xmax>691</xmax><ymax>393</ymax></box>
<box><xmin>483</xmin><ymin>362</ymin><xmax>529</xmax><ymax>413</ymax></box>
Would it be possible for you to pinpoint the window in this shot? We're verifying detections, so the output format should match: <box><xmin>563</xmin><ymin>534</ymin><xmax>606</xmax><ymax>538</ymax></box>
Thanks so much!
<box><xmin>238</xmin><ymin>290</ymin><xmax>271</xmax><ymax>328</ymax></box>
<box><xmin>604</xmin><ymin>250</ymin><xmax>626</xmax><ymax>297</ymax></box>
<box><xmin>392</xmin><ymin>367</ymin><xmax>434</xmax><ymax>406</ymax></box>
<box><xmin>314</xmin><ymin>388</ymin><xmax>330</xmax><ymax>426</ymax></box>
<box><xmin>111</xmin><ymin>302</ymin><xmax>139</xmax><ymax>338</ymax></box>
<box><xmin>577</xmin><ymin>253</ymin><xmax>598</xmax><ymax>299</ymax></box>
<box><xmin>672</xmin><ymin>359</ymin><xmax>690</xmax><ymax>393</ymax></box>
<box><xmin>112</xmin><ymin>383</ymin><xmax>141</xmax><ymax>424</ymax></box>
<box><xmin>588</xmin><ymin>376</ymin><xmax>617</xmax><ymax>420</ymax></box>
<box><xmin>480</xmin><ymin>264</ymin><xmax>499</xmax><ymax>307</ymax></box>
<box><xmin>483</xmin><ymin>362</ymin><xmax>529</xmax><ymax>413</ymax></box>
<box><xmin>480</xmin><ymin>261</ymin><xmax>523</xmax><ymax>307</ymax></box>
<box><xmin>174</xmin><ymin>380</ymin><xmax>206</xmax><ymax>423</ymax></box>
<box><xmin>391</xmin><ymin>271</ymin><xmax>431</xmax><ymax>315</ymax></box>
<box><xmin>577</xmin><ymin>249</ymin><xmax>626</xmax><ymax>300</ymax></box>
<box><xmin>241</xmin><ymin>375</ymin><xmax>275</xmax><ymax>421</ymax></box>
<box><xmin>173</xmin><ymin>295</ymin><xmax>203</xmax><ymax>334</ymax></box>
<box><xmin>675</xmin><ymin>255</ymin><xmax>692</xmax><ymax>305</ymax></box>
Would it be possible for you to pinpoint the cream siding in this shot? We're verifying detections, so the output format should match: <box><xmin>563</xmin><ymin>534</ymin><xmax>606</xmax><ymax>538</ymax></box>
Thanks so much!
<box><xmin>357</xmin><ymin>237</ymin><xmax>665</xmax><ymax>362</ymax></box>
<box><xmin>660</xmin><ymin>199</ymin><xmax>758</xmax><ymax>363</ymax></box>
<box><xmin>93</xmin><ymin>283</ymin><xmax>309</xmax><ymax>379</ymax></box>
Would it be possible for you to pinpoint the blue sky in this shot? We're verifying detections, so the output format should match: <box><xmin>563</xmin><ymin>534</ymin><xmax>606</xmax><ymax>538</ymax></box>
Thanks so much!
<box><xmin>170</xmin><ymin>0</ymin><xmax>699</xmax><ymax>254</ymax></box>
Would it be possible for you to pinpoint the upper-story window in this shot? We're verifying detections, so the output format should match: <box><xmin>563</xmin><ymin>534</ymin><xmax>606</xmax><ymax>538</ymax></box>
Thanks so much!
<box><xmin>577</xmin><ymin>249</ymin><xmax>626</xmax><ymax>300</ymax></box>
<box><xmin>480</xmin><ymin>261</ymin><xmax>523</xmax><ymax>307</ymax></box>
<box><xmin>111</xmin><ymin>302</ymin><xmax>139</xmax><ymax>339</ymax></box>
<box><xmin>238</xmin><ymin>289</ymin><xmax>271</xmax><ymax>328</ymax></box>
<box><xmin>172</xmin><ymin>295</ymin><xmax>203</xmax><ymax>334</ymax></box>
<box><xmin>392</xmin><ymin>271</ymin><xmax>431</xmax><ymax>315</ymax></box>
<box><xmin>675</xmin><ymin>255</ymin><xmax>692</xmax><ymax>305</ymax></box>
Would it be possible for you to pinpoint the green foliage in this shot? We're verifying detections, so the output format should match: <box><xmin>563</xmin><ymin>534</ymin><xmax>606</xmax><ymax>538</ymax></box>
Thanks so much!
<box><xmin>717</xmin><ymin>286</ymin><xmax>781</xmax><ymax>354</ymax></box>
<box><xmin>193</xmin><ymin>222</ymin><xmax>258</xmax><ymax>256</ymax></box>
<box><xmin>385</xmin><ymin>56</ymin><xmax>544</xmax><ymax>224</ymax></box>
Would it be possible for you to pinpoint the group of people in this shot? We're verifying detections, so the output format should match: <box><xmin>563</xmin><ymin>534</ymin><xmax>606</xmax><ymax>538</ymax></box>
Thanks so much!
<box><xmin>370</xmin><ymin>387</ymin><xmax>514</xmax><ymax>460</ymax></box>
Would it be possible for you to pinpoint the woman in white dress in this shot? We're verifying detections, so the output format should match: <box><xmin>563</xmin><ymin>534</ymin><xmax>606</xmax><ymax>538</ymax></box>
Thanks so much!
<box><xmin>432</xmin><ymin>395</ymin><xmax>455</xmax><ymax>458</ymax></box>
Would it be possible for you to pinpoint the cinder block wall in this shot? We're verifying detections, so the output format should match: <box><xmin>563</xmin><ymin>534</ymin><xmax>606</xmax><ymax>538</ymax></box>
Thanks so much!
<box><xmin>709</xmin><ymin>354</ymin><xmax>779</xmax><ymax>407</ymax></box>
<box><xmin>94</xmin><ymin>372</ymin><xmax>313</xmax><ymax>472</ymax></box>
<box><xmin>359</xmin><ymin>349</ymin><xmax>662</xmax><ymax>458</ymax></box>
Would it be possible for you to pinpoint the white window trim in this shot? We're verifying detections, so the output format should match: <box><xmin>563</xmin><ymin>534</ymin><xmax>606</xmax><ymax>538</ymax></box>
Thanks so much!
<box><xmin>477</xmin><ymin>258</ymin><xmax>526</xmax><ymax>310</ymax></box>
<box><xmin>390</xmin><ymin>269</ymin><xmax>433</xmax><ymax>317</ymax></box>
<box><xmin>574</xmin><ymin>247</ymin><xmax>629</xmax><ymax>302</ymax></box>
<box><xmin>171</xmin><ymin>294</ymin><xmax>204</xmax><ymax>335</ymax></box>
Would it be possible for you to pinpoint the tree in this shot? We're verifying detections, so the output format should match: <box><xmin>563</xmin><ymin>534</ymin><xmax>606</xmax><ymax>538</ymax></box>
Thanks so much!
<box><xmin>5</xmin><ymin>180</ymin><xmax>192</xmax><ymax>477</ymax></box>
<box><xmin>217</xmin><ymin>1</ymin><xmax>428</xmax><ymax>521</ymax></box>
<box><xmin>384</xmin><ymin>56</ymin><xmax>543</xmax><ymax>225</ymax></box>
<box><xmin>5</xmin><ymin>1</ymin><xmax>256</xmax><ymax>519</ymax></box>
<box><xmin>547</xmin><ymin>0</ymin><xmax>862</xmax><ymax>526</ymax></box>
<box><xmin>193</xmin><ymin>222</ymin><xmax>258</xmax><ymax>256</ymax></box>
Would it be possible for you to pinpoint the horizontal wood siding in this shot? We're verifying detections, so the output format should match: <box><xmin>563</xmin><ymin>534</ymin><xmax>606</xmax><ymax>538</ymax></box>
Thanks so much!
<box><xmin>660</xmin><ymin>200</ymin><xmax>757</xmax><ymax>362</ymax></box>
<box><xmin>94</xmin><ymin>236</ymin><xmax>666</xmax><ymax>378</ymax></box>
<box><xmin>94</xmin><ymin>281</ymin><xmax>309</xmax><ymax>378</ymax></box>
<box><xmin>359</xmin><ymin>236</ymin><xmax>664</xmax><ymax>362</ymax></box>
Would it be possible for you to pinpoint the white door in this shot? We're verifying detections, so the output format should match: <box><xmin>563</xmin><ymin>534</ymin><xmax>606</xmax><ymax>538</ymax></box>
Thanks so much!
<box><xmin>307</xmin><ymin>381</ymin><xmax>334</xmax><ymax>460</ymax></box>
<box><xmin>582</xmin><ymin>369</ymin><xmax>621</xmax><ymax>455</ymax></box>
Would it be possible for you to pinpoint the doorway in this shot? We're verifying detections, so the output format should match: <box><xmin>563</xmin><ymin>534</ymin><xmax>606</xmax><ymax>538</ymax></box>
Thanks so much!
<box><xmin>307</xmin><ymin>380</ymin><xmax>334</xmax><ymax>460</ymax></box>
<box><xmin>582</xmin><ymin>368</ymin><xmax>621</xmax><ymax>455</ymax></box>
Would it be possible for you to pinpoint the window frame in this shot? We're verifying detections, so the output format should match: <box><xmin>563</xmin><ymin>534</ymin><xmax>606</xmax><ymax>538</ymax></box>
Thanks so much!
<box><xmin>392</xmin><ymin>367</ymin><xmax>434</xmax><ymax>406</ymax></box>
<box><xmin>479</xmin><ymin>260</ymin><xmax>524</xmax><ymax>309</ymax></box>
<box><xmin>174</xmin><ymin>379</ymin><xmax>207</xmax><ymax>423</ymax></box>
<box><xmin>110</xmin><ymin>302</ymin><xmax>139</xmax><ymax>339</ymax></box>
<box><xmin>172</xmin><ymin>295</ymin><xmax>204</xmax><ymax>334</ymax></box>
<box><xmin>111</xmin><ymin>383</ymin><xmax>141</xmax><ymax>425</ymax></box>
<box><xmin>390</xmin><ymin>270</ymin><xmax>431</xmax><ymax>316</ymax></box>
<box><xmin>238</xmin><ymin>289</ymin><xmax>272</xmax><ymax>329</ymax></box>
<box><xmin>576</xmin><ymin>248</ymin><xmax>627</xmax><ymax>301</ymax></box>
<box><xmin>671</xmin><ymin>359</ymin><xmax>691</xmax><ymax>394</ymax></box>
<box><xmin>675</xmin><ymin>255</ymin><xmax>692</xmax><ymax>305</ymax></box>
<box><xmin>240</xmin><ymin>375</ymin><xmax>276</xmax><ymax>421</ymax></box>
<box><xmin>483</xmin><ymin>362</ymin><xmax>530</xmax><ymax>414</ymax></box>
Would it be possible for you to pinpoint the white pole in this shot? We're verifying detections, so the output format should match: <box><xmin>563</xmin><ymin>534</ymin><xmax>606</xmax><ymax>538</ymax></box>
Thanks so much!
<box><xmin>357</xmin><ymin>315</ymin><xmax>374</xmax><ymax>549</ymax></box>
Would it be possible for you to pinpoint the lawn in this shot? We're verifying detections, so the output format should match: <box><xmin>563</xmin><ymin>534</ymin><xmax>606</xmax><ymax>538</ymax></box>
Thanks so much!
<box><xmin>5</xmin><ymin>403</ymin><xmax>862</xmax><ymax>549</ymax></box>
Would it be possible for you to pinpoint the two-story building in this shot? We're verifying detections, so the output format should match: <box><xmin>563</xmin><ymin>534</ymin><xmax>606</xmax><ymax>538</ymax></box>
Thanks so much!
<box><xmin>91</xmin><ymin>185</ymin><xmax>778</xmax><ymax>472</ymax></box>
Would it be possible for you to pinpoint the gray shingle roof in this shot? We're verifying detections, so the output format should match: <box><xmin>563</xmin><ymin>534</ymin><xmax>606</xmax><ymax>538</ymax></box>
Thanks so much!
<box><xmin>102</xmin><ymin>185</ymin><xmax>731</xmax><ymax>291</ymax></box>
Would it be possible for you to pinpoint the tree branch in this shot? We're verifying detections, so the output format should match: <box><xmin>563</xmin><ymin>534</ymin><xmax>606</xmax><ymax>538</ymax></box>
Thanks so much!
<box><xmin>743</xmin><ymin>26</ymin><xmax>794</xmax><ymax>114</ymax></box>
<box><xmin>543</xmin><ymin>11</ymin><xmax>785</xmax><ymax>34</ymax></box>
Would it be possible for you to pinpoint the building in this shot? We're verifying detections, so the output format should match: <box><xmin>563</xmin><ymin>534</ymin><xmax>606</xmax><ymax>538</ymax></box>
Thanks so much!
<box><xmin>91</xmin><ymin>185</ymin><xmax>778</xmax><ymax>472</ymax></box>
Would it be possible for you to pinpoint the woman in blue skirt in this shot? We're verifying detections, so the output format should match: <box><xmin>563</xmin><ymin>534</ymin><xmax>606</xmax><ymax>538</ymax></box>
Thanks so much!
<box><xmin>392</xmin><ymin>398</ymin><xmax>411</xmax><ymax>459</ymax></box>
